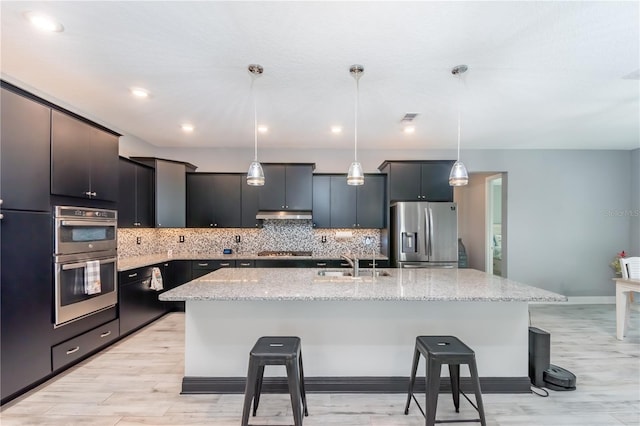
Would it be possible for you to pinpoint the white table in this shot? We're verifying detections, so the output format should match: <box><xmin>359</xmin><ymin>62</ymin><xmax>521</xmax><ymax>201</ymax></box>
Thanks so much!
<box><xmin>614</xmin><ymin>277</ymin><xmax>640</xmax><ymax>340</ymax></box>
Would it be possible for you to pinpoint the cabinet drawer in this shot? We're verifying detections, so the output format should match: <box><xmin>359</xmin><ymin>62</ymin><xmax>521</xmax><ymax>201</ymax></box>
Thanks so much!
<box><xmin>192</xmin><ymin>260</ymin><xmax>235</xmax><ymax>270</ymax></box>
<box><xmin>359</xmin><ymin>259</ymin><xmax>389</xmax><ymax>268</ymax></box>
<box><xmin>312</xmin><ymin>260</ymin><xmax>343</xmax><ymax>268</ymax></box>
<box><xmin>236</xmin><ymin>260</ymin><xmax>255</xmax><ymax>268</ymax></box>
<box><xmin>52</xmin><ymin>319</ymin><xmax>119</xmax><ymax>371</ymax></box>
<box><xmin>119</xmin><ymin>266</ymin><xmax>153</xmax><ymax>286</ymax></box>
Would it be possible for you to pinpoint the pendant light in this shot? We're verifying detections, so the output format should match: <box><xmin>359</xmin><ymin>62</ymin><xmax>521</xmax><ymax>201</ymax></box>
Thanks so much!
<box><xmin>246</xmin><ymin>64</ymin><xmax>265</xmax><ymax>186</ymax></box>
<box><xmin>449</xmin><ymin>64</ymin><xmax>469</xmax><ymax>187</ymax></box>
<box><xmin>347</xmin><ymin>64</ymin><xmax>365</xmax><ymax>186</ymax></box>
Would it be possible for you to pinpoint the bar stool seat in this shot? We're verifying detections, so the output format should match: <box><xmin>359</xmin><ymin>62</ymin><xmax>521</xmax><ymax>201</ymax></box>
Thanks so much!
<box><xmin>241</xmin><ymin>336</ymin><xmax>308</xmax><ymax>426</ymax></box>
<box><xmin>404</xmin><ymin>335</ymin><xmax>487</xmax><ymax>426</ymax></box>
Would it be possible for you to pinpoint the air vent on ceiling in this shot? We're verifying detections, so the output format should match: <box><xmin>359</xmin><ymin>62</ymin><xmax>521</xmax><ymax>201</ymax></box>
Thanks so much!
<box><xmin>400</xmin><ymin>113</ymin><xmax>419</xmax><ymax>123</ymax></box>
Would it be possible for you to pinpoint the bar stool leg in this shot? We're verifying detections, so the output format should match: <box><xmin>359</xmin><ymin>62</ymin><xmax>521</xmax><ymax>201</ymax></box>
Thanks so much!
<box><xmin>448</xmin><ymin>364</ymin><xmax>461</xmax><ymax>413</ymax></box>
<box><xmin>286</xmin><ymin>358</ymin><xmax>304</xmax><ymax>426</ymax></box>
<box><xmin>252</xmin><ymin>365</ymin><xmax>265</xmax><ymax>416</ymax></box>
<box><xmin>404</xmin><ymin>346</ymin><xmax>421</xmax><ymax>415</ymax></box>
<box><xmin>242</xmin><ymin>359</ymin><xmax>259</xmax><ymax>426</ymax></box>
<box><xmin>468</xmin><ymin>360</ymin><xmax>487</xmax><ymax>426</ymax></box>
<box><xmin>298</xmin><ymin>352</ymin><xmax>309</xmax><ymax>416</ymax></box>
<box><xmin>425</xmin><ymin>356</ymin><xmax>441</xmax><ymax>426</ymax></box>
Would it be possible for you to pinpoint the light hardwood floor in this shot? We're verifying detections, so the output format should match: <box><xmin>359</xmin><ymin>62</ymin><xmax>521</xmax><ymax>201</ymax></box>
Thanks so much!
<box><xmin>1</xmin><ymin>304</ymin><xmax>638</xmax><ymax>425</ymax></box>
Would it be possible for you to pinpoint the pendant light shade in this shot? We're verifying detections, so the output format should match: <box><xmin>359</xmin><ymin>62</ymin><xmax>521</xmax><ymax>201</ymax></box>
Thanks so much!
<box><xmin>246</xmin><ymin>64</ymin><xmax>265</xmax><ymax>186</ymax></box>
<box><xmin>449</xmin><ymin>64</ymin><xmax>469</xmax><ymax>187</ymax></box>
<box><xmin>347</xmin><ymin>64</ymin><xmax>365</xmax><ymax>186</ymax></box>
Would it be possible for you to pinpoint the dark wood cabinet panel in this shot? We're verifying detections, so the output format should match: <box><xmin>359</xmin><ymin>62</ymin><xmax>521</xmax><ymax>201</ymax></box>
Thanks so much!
<box><xmin>312</xmin><ymin>175</ymin><xmax>331</xmax><ymax>228</ymax></box>
<box><xmin>136</xmin><ymin>165</ymin><xmax>154</xmax><ymax>227</ymax></box>
<box><xmin>259</xmin><ymin>165</ymin><xmax>286</xmax><ymax>210</ymax></box>
<box><xmin>0</xmin><ymin>87</ymin><xmax>51</xmax><ymax>211</ymax></box>
<box><xmin>420</xmin><ymin>162</ymin><xmax>454</xmax><ymax>202</ymax></box>
<box><xmin>0</xmin><ymin>211</ymin><xmax>53</xmax><ymax>402</ymax></box>
<box><xmin>51</xmin><ymin>320</ymin><xmax>119</xmax><ymax>371</ymax></box>
<box><xmin>118</xmin><ymin>266</ymin><xmax>166</xmax><ymax>336</ymax></box>
<box><xmin>330</xmin><ymin>176</ymin><xmax>357</xmax><ymax>228</ymax></box>
<box><xmin>118</xmin><ymin>158</ymin><xmax>154</xmax><ymax>228</ymax></box>
<box><xmin>187</xmin><ymin>173</ymin><xmax>241</xmax><ymax>228</ymax></box>
<box><xmin>191</xmin><ymin>260</ymin><xmax>235</xmax><ymax>279</ymax></box>
<box><xmin>386</xmin><ymin>162</ymin><xmax>422</xmax><ymax>201</ymax></box>
<box><xmin>51</xmin><ymin>110</ymin><xmax>119</xmax><ymax>202</ymax></box>
<box><xmin>241</xmin><ymin>183</ymin><xmax>261</xmax><ymax>228</ymax></box>
<box><xmin>356</xmin><ymin>174</ymin><xmax>386</xmax><ymax>228</ymax></box>
<box><xmin>258</xmin><ymin>164</ymin><xmax>313</xmax><ymax>211</ymax></box>
<box><xmin>379</xmin><ymin>161</ymin><xmax>454</xmax><ymax>202</ymax></box>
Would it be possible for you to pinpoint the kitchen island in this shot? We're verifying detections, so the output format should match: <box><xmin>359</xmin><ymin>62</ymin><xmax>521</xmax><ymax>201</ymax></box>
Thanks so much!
<box><xmin>160</xmin><ymin>267</ymin><xmax>566</xmax><ymax>394</ymax></box>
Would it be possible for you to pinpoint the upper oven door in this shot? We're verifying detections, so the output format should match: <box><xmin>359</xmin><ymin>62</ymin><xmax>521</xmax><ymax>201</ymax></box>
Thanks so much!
<box><xmin>55</xmin><ymin>218</ymin><xmax>117</xmax><ymax>255</ymax></box>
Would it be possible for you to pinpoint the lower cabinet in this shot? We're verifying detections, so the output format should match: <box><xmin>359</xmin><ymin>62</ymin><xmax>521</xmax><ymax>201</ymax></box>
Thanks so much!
<box><xmin>163</xmin><ymin>260</ymin><xmax>191</xmax><ymax>312</ymax></box>
<box><xmin>119</xmin><ymin>266</ymin><xmax>168</xmax><ymax>336</ymax></box>
<box><xmin>52</xmin><ymin>319</ymin><xmax>119</xmax><ymax>371</ymax></box>
<box><xmin>191</xmin><ymin>260</ymin><xmax>236</xmax><ymax>279</ymax></box>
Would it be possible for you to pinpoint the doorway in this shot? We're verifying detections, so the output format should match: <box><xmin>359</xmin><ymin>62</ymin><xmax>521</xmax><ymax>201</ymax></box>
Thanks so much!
<box><xmin>486</xmin><ymin>174</ymin><xmax>505</xmax><ymax>276</ymax></box>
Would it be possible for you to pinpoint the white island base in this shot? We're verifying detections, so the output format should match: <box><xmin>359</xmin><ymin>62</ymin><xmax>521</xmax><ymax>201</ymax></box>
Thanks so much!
<box><xmin>182</xmin><ymin>299</ymin><xmax>531</xmax><ymax>393</ymax></box>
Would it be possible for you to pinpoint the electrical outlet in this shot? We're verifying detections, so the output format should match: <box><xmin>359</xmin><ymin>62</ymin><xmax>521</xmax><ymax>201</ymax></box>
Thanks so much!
<box><xmin>321</xmin><ymin>235</ymin><xmax>327</xmax><ymax>243</ymax></box>
<box><xmin>364</xmin><ymin>236</ymin><xmax>372</xmax><ymax>245</ymax></box>
<box><xmin>235</xmin><ymin>235</ymin><xmax>241</xmax><ymax>243</ymax></box>
<box><xmin>136</xmin><ymin>237</ymin><xmax>141</xmax><ymax>245</ymax></box>
<box><xmin>179</xmin><ymin>235</ymin><xmax>185</xmax><ymax>243</ymax></box>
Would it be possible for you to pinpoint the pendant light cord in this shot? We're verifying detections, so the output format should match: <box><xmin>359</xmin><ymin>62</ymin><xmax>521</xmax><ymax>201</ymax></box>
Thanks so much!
<box><xmin>251</xmin><ymin>77</ymin><xmax>258</xmax><ymax>162</ymax></box>
<box><xmin>354</xmin><ymin>72</ymin><xmax>360</xmax><ymax>162</ymax></box>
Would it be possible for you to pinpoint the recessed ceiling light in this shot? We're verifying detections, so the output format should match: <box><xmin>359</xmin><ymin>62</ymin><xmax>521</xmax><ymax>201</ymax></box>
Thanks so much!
<box><xmin>181</xmin><ymin>124</ymin><xmax>194</xmax><ymax>133</ymax></box>
<box><xmin>24</xmin><ymin>11</ymin><xmax>64</xmax><ymax>32</ymax></box>
<box><xmin>257</xmin><ymin>125</ymin><xmax>268</xmax><ymax>133</ymax></box>
<box><xmin>130</xmin><ymin>87</ymin><xmax>150</xmax><ymax>98</ymax></box>
<box><xmin>331</xmin><ymin>126</ymin><xmax>342</xmax><ymax>134</ymax></box>
<box><xmin>403</xmin><ymin>126</ymin><xmax>415</xmax><ymax>134</ymax></box>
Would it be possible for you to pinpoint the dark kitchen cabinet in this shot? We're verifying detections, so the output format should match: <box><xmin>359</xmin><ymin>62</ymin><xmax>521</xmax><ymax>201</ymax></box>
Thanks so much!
<box><xmin>51</xmin><ymin>319</ymin><xmax>119</xmax><ymax>371</ymax></box>
<box><xmin>379</xmin><ymin>160</ymin><xmax>454</xmax><ymax>202</ymax></box>
<box><xmin>187</xmin><ymin>173</ymin><xmax>241</xmax><ymax>228</ymax></box>
<box><xmin>162</xmin><ymin>260</ymin><xmax>191</xmax><ymax>312</ymax></box>
<box><xmin>119</xmin><ymin>265</ymin><xmax>167</xmax><ymax>336</ymax></box>
<box><xmin>259</xmin><ymin>164</ymin><xmax>314</xmax><ymax>211</ymax></box>
<box><xmin>118</xmin><ymin>157</ymin><xmax>154</xmax><ymax>228</ymax></box>
<box><xmin>0</xmin><ymin>211</ymin><xmax>53</xmax><ymax>403</ymax></box>
<box><xmin>191</xmin><ymin>259</ymin><xmax>235</xmax><ymax>279</ymax></box>
<box><xmin>51</xmin><ymin>110</ymin><xmax>119</xmax><ymax>201</ymax></box>
<box><xmin>0</xmin><ymin>86</ymin><xmax>51</xmax><ymax>211</ymax></box>
<box><xmin>329</xmin><ymin>174</ymin><xmax>386</xmax><ymax>228</ymax></box>
<box><xmin>242</xmin><ymin>183</ymin><xmax>261</xmax><ymax>228</ymax></box>
<box><xmin>312</xmin><ymin>175</ymin><xmax>331</xmax><ymax>228</ymax></box>
<box><xmin>131</xmin><ymin>157</ymin><xmax>197</xmax><ymax>228</ymax></box>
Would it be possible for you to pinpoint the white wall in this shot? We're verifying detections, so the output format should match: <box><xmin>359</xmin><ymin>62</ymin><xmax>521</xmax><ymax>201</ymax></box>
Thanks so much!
<box><xmin>631</xmin><ymin>148</ymin><xmax>640</xmax><ymax>257</ymax></box>
<box><xmin>118</xmin><ymin>142</ymin><xmax>635</xmax><ymax>297</ymax></box>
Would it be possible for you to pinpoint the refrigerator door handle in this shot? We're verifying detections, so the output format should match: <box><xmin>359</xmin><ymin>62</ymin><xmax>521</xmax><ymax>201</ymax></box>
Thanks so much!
<box><xmin>427</xmin><ymin>207</ymin><xmax>434</xmax><ymax>257</ymax></box>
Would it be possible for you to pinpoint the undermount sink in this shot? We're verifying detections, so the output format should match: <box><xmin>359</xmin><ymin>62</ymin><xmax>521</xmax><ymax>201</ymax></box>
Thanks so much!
<box><xmin>317</xmin><ymin>270</ymin><xmax>353</xmax><ymax>277</ymax></box>
<box><xmin>358</xmin><ymin>269</ymin><xmax>391</xmax><ymax>277</ymax></box>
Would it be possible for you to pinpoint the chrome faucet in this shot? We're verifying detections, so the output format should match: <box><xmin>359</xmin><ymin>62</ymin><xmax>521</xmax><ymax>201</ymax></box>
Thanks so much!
<box><xmin>341</xmin><ymin>254</ymin><xmax>359</xmax><ymax>277</ymax></box>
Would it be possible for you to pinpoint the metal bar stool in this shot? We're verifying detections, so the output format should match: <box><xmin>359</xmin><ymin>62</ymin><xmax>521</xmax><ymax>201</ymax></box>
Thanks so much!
<box><xmin>241</xmin><ymin>336</ymin><xmax>308</xmax><ymax>426</ymax></box>
<box><xmin>404</xmin><ymin>335</ymin><xmax>486</xmax><ymax>426</ymax></box>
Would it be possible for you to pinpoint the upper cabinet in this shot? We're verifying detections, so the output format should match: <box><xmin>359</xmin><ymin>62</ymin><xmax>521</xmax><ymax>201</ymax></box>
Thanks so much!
<box><xmin>0</xmin><ymin>86</ymin><xmax>51</xmax><ymax>212</ymax></box>
<box><xmin>258</xmin><ymin>164</ymin><xmax>314</xmax><ymax>211</ymax></box>
<box><xmin>378</xmin><ymin>160</ymin><xmax>455</xmax><ymax>202</ymax></box>
<box><xmin>241</xmin><ymin>183</ymin><xmax>261</xmax><ymax>228</ymax></box>
<box><xmin>130</xmin><ymin>157</ymin><xmax>197</xmax><ymax>228</ymax></box>
<box><xmin>313</xmin><ymin>174</ymin><xmax>386</xmax><ymax>229</ymax></box>
<box><xmin>51</xmin><ymin>110</ymin><xmax>119</xmax><ymax>202</ymax></box>
<box><xmin>118</xmin><ymin>157</ymin><xmax>154</xmax><ymax>228</ymax></box>
<box><xmin>186</xmin><ymin>173</ymin><xmax>242</xmax><ymax>228</ymax></box>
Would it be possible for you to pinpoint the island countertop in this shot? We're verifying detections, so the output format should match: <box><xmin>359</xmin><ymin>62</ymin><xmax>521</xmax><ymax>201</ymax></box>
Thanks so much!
<box><xmin>159</xmin><ymin>267</ymin><xmax>566</xmax><ymax>302</ymax></box>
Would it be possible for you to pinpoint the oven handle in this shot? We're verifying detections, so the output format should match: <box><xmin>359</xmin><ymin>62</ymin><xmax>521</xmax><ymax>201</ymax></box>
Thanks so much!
<box><xmin>60</xmin><ymin>220</ymin><xmax>116</xmax><ymax>227</ymax></box>
<box><xmin>61</xmin><ymin>257</ymin><xmax>117</xmax><ymax>271</ymax></box>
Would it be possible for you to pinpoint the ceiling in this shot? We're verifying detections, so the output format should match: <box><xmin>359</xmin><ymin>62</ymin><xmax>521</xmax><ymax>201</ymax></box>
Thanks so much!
<box><xmin>1</xmin><ymin>1</ymin><xmax>639</xmax><ymax>151</ymax></box>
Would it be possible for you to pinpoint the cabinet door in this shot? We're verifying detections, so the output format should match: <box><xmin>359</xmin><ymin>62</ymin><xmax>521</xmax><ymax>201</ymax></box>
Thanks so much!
<box><xmin>330</xmin><ymin>176</ymin><xmax>357</xmax><ymax>228</ymax></box>
<box><xmin>0</xmin><ymin>211</ymin><xmax>53</xmax><ymax>402</ymax></box>
<box><xmin>356</xmin><ymin>174</ymin><xmax>386</xmax><ymax>228</ymax></box>
<box><xmin>156</xmin><ymin>161</ymin><xmax>186</xmax><ymax>227</ymax></box>
<box><xmin>51</xmin><ymin>110</ymin><xmax>92</xmax><ymax>198</ymax></box>
<box><xmin>421</xmin><ymin>161</ymin><xmax>454</xmax><ymax>202</ymax></box>
<box><xmin>284</xmin><ymin>165</ymin><xmax>313</xmax><ymax>210</ymax></box>
<box><xmin>118</xmin><ymin>159</ymin><xmax>137</xmax><ymax>227</ymax></box>
<box><xmin>312</xmin><ymin>175</ymin><xmax>331</xmax><ymax>228</ymax></box>
<box><xmin>187</xmin><ymin>174</ymin><xmax>214</xmax><ymax>227</ymax></box>
<box><xmin>136</xmin><ymin>165</ymin><xmax>154</xmax><ymax>227</ymax></box>
<box><xmin>241</xmin><ymin>183</ymin><xmax>261</xmax><ymax>228</ymax></box>
<box><xmin>258</xmin><ymin>165</ymin><xmax>286</xmax><ymax>210</ymax></box>
<box><xmin>0</xmin><ymin>88</ymin><xmax>51</xmax><ymax>211</ymax></box>
<box><xmin>388</xmin><ymin>162</ymin><xmax>421</xmax><ymax>201</ymax></box>
<box><xmin>89</xmin><ymin>128</ymin><xmax>119</xmax><ymax>201</ymax></box>
<box><xmin>211</xmin><ymin>174</ymin><xmax>241</xmax><ymax>228</ymax></box>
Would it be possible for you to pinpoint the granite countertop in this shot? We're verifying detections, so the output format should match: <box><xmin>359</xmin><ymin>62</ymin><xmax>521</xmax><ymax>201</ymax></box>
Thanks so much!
<box><xmin>159</xmin><ymin>267</ymin><xmax>567</xmax><ymax>302</ymax></box>
<box><xmin>117</xmin><ymin>253</ymin><xmax>389</xmax><ymax>271</ymax></box>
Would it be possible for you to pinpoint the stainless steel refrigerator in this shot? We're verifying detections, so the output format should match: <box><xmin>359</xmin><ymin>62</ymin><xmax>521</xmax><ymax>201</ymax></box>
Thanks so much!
<box><xmin>390</xmin><ymin>201</ymin><xmax>458</xmax><ymax>268</ymax></box>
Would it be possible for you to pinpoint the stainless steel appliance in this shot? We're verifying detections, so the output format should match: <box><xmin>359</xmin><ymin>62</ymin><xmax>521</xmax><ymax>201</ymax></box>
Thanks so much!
<box><xmin>54</xmin><ymin>206</ymin><xmax>118</xmax><ymax>327</ymax></box>
<box><xmin>390</xmin><ymin>201</ymin><xmax>458</xmax><ymax>268</ymax></box>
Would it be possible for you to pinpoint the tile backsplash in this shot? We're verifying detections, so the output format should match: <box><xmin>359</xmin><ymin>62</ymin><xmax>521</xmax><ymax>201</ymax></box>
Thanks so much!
<box><xmin>118</xmin><ymin>220</ymin><xmax>381</xmax><ymax>259</ymax></box>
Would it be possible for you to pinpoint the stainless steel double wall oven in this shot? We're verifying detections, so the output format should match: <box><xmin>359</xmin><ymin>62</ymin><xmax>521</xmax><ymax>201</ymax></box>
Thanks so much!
<box><xmin>54</xmin><ymin>206</ymin><xmax>117</xmax><ymax>327</ymax></box>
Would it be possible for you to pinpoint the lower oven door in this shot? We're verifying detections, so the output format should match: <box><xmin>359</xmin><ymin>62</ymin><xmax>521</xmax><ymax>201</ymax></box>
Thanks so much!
<box><xmin>55</xmin><ymin>254</ymin><xmax>118</xmax><ymax>327</ymax></box>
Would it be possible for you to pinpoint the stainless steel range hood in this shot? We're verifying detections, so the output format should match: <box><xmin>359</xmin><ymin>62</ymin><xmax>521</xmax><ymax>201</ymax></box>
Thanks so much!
<box><xmin>256</xmin><ymin>211</ymin><xmax>312</xmax><ymax>220</ymax></box>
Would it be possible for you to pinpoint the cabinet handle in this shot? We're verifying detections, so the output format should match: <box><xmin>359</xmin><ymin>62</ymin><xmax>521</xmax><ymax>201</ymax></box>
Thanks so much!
<box><xmin>210</xmin><ymin>224</ymin><xmax>214</xmax><ymax>227</ymax></box>
<box><xmin>128</xmin><ymin>273</ymin><xmax>138</xmax><ymax>278</ymax></box>
<box><xmin>100</xmin><ymin>331</ymin><xmax>112</xmax><ymax>338</ymax></box>
<box><xmin>198</xmin><ymin>263</ymin><xmax>209</xmax><ymax>267</ymax></box>
<box><xmin>219</xmin><ymin>263</ymin><xmax>230</xmax><ymax>267</ymax></box>
<box><xmin>66</xmin><ymin>346</ymin><xmax>80</xmax><ymax>355</ymax></box>
<box><xmin>316</xmin><ymin>262</ymin><xmax>327</xmax><ymax>267</ymax></box>
<box><xmin>239</xmin><ymin>262</ymin><xmax>251</xmax><ymax>266</ymax></box>
<box><xmin>164</xmin><ymin>263</ymin><xmax>169</xmax><ymax>267</ymax></box>
<box><xmin>340</xmin><ymin>262</ymin><xmax>350</xmax><ymax>267</ymax></box>
<box><xmin>368</xmin><ymin>262</ymin><xmax>376</xmax><ymax>267</ymax></box>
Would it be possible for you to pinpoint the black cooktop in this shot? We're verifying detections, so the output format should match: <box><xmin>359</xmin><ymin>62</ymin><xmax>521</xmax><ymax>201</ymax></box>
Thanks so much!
<box><xmin>257</xmin><ymin>251</ymin><xmax>312</xmax><ymax>257</ymax></box>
